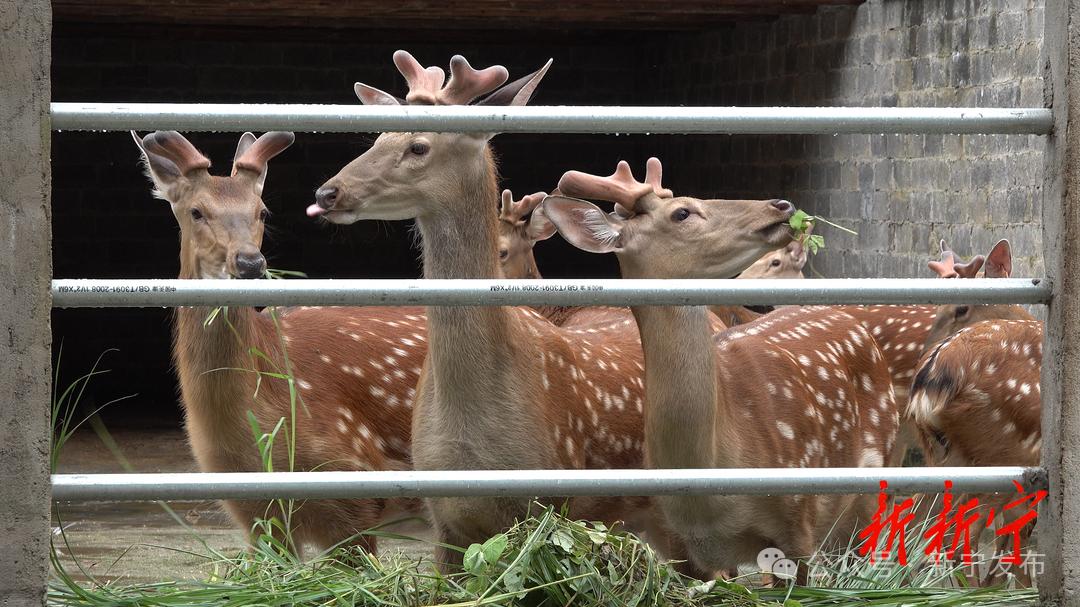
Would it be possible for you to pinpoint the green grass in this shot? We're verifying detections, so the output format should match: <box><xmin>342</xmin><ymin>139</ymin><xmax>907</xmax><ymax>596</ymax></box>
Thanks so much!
<box><xmin>48</xmin><ymin>503</ymin><xmax>1038</xmax><ymax>606</ymax></box>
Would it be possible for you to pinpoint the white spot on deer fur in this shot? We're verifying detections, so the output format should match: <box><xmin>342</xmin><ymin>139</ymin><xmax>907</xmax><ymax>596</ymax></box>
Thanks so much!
<box><xmin>1020</xmin><ymin>383</ymin><xmax>1032</xmax><ymax>395</ymax></box>
<box><xmin>320</xmin><ymin>354</ymin><xmax>332</xmax><ymax>364</ymax></box>
<box><xmin>370</xmin><ymin>386</ymin><xmax>386</xmax><ymax>398</ymax></box>
<box><xmin>336</xmin><ymin>419</ymin><xmax>348</xmax><ymax>434</ymax></box>
<box><xmin>394</xmin><ymin>369</ymin><xmax>406</xmax><ymax>379</ymax></box>
<box><xmin>798</xmin><ymin>355</ymin><xmax>811</xmax><ymax>367</ymax></box>
<box><xmin>817</xmin><ymin>367</ymin><xmax>830</xmax><ymax>381</ymax></box>
<box><xmin>339</xmin><ymin>407</ymin><xmax>354</xmax><ymax>422</ymax></box>
<box><xmin>386</xmin><ymin>394</ymin><xmax>400</xmax><ymax>408</ymax></box>
<box><xmin>565</xmin><ymin>436</ymin><xmax>575</xmax><ymax>457</ymax></box>
<box><xmin>381</xmin><ymin>374</ymin><xmax>393</xmax><ymax>384</ymax></box>
<box><xmin>412</xmin><ymin>333</ymin><xmax>426</xmax><ymax>342</ymax></box>
<box><xmin>370</xmin><ymin>360</ymin><xmax>384</xmax><ymax>371</ymax></box>
<box><xmin>776</xmin><ymin>421</ymin><xmax>795</xmax><ymax>440</ymax></box>
<box><xmin>859</xmin><ymin>449</ymin><xmax>884</xmax><ymax>467</ymax></box>
<box><xmin>297</xmin><ymin>379</ymin><xmax>312</xmax><ymax>390</ymax></box>
<box><xmin>411</xmin><ymin>367</ymin><xmax>421</xmax><ymax>375</ymax></box>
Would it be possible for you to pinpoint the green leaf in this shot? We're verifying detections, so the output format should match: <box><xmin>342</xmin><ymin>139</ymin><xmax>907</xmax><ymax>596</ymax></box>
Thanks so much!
<box><xmin>549</xmin><ymin>528</ymin><xmax>575</xmax><ymax>553</ymax></box>
<box><xmin>463</xmin><ymin>543</ymin><xmax>485</xmax><ymax>574</ymax></box>
<box><xmin>784</xmin><ymin>600</ymin><xmax>803</xmax><ymax>607</ymax></box>
<box><xmin>789</xmin><ymin>209</ymin><xmax>812</xmax><ymax>232</ymax></box>
<box><xmin>481</xmin><ymin>533</ymin><xmax>508</xmax><ymax>565</ymax></box>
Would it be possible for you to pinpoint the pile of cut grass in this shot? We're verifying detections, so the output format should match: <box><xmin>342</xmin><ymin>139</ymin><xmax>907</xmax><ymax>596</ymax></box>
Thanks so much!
<box><xmin>50</xmin><ymin>505</ymin><xmax>1038</xmax><ymax>607</ymax></box>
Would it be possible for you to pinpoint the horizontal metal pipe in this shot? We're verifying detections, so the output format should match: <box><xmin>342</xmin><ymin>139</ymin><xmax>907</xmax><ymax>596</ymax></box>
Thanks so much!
<box><xmin>51</xmin><ymin>103</ymin><xmax>1054</xmax><ymax>135</ymax></box>
<box><xmin>51</xmin><ymin>278</ymin><xmax>1050</xmax><ymax>308</ymax></box>
<box><xmin>52</xmin><ymin>467</ymin><xmax>1043</xmax><ymax>502</ymax></box>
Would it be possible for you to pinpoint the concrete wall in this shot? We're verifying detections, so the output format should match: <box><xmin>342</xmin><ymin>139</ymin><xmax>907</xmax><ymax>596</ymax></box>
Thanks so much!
<box><xmin>0</xmin><ymin>1</ymin><xmax>53</xmax><ymax>605</ymax></box>
<box><xmin>655</xmin><ymin>0</ymin><xmax>1046</xmax><ymax>280</ymax></box>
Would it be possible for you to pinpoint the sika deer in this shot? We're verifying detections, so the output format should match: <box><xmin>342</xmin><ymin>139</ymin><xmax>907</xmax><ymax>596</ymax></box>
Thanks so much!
<box><xmin>908</xmin><ymin>240</ymin><xmax>1041</xmax><ymax>585</ymax></box>
<box><xmin>133</xmin><ymin>130</ymin><xmax>429</xmax><ymax>556</ymax></box>
<box><xmin>543</xmin><ymin>158</ymin><xmax>898</xmax><ymax>577</ymax></box>
<box><xmin>310</xmin><ymin>51</ymin><xmax>740</xmax><ymax>573</ymax></box>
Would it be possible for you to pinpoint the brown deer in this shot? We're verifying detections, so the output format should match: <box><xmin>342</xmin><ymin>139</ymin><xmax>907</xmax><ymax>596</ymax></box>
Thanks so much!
<box><xmin>737</xmin><ymin>234</ymin><xmax>809</xmax><ymax>280</ymax></box>
<box><xmin>542</xmin><ymin>158</ymin><xmax>899</xmax><ymax>577</ymax></box>
<box><xmin>908</xmin><ymin>240</ymin><xmax>1041</xmax><ymax>585</ymax></box>
<box><xmin>134</xmin><ymin>129</ymin><xmax>433</xmax><ymax>556</ymax></box>
<box><xmin>309</xmin><ymin>51</ymin><xmax>752</xmax><ymax>572</ymax></box>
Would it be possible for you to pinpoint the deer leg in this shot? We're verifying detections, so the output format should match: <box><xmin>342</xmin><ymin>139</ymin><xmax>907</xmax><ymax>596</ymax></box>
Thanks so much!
<box><xmin>432</xmin><ymin>524</ymin><xmax>468</xmax><ymax>572</ymax></box>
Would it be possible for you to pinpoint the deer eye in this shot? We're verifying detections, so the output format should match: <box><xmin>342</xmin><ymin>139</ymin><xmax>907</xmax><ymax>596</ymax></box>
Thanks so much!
<box><xmin>954</xmin><ymin>305</ymin><xmax>970</xmax><ymax>318</ymax></box>
<box><xmin>409</xmin><ymin>142</ymin><xmax>430</xmax><ymax>156</ymax></box>
<box><xmin>770</xmin><ymin>259</ymin><xmax>781</xmax><ymax>267</ymax></box>
<box><xmin>259</xmin><ymin>209</ymin><xmax>270</xmax><ymax>222</ymax></box>
<box><xmin>670</xmin><ymin>208</ymin><xmax>691</xmax><ymax>222</ymax></box>
<box><xmin>190</xmin><ymin>208</ymin><xmax>204</xmax><ymax>221</ymax></box>
<box><xmin>498</xmin><ymin>249</ymin><xmax>509</xmax><ymax>260</ymax></box>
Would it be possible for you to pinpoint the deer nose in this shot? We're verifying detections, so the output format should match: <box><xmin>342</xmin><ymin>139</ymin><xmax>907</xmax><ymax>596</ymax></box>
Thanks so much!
<box><xmin>771</xmin><ymin>199</ymin><xmax>795</xmax><ymax>215</ymax></box>
<box><xmin>315</xmin><ymin>186</ymin><xmax>339</xmax><ymax>209</ymax></box>
<box><xmin>235</xmin><ymin>251</ymin><xmax>266</xmax><ymax>280</ymax></box>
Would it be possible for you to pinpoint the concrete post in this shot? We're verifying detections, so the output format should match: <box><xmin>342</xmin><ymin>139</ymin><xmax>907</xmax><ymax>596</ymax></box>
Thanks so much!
<box><xmin>0</xmin><ymin>1</ymin><xmax>53</xmax><ymax>605</ymax></box>
<box><xmin>1041</xmin><ymin>1</ymin><xmax>1080</xmax><ymax>605</ymax></box>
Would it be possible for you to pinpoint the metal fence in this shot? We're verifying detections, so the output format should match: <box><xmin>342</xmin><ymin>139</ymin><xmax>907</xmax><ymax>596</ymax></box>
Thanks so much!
<box><xmin>45</xmin><ymin>105</ymin><xmax>1051</xmax><ymax>499</ymax></box>
<box><xmin>35</xmin><ymin>103</ymin><xmax>1062</xmax><ymax>594</ymax></box>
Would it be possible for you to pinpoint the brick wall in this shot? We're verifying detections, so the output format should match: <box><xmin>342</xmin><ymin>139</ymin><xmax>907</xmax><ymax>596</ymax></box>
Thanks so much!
<box><xmin>654</xmin><ymin>0</ymin><xmax>1046</xmax><ymax>280</ymax></box>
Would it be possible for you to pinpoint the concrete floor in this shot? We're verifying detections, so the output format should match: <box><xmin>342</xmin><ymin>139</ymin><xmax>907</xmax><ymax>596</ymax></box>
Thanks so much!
<box><xmin>52</xmin><ymin>428</ymin><xmax>434</xmax><ymax>585</ymax></box>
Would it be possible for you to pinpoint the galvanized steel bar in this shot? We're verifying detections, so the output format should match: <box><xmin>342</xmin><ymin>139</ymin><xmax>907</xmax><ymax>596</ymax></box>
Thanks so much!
<box><xmin>50</xmin><ymin>103</ymin><xmax>1054</xmax><ymax>135</ymax></box>
<box><xmin>52</xmin><ymin>467</ymin><xmax>1043</xmax><ymax>502</ymax></box>
<box><xmin>51</xmin><ymin>277</ymin><xmax>1050</xmax><ymax>308</ymax></box>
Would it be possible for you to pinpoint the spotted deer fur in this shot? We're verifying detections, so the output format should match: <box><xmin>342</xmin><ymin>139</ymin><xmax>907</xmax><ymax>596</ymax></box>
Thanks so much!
<box><xmin>543</xmin><ymin>158</ymin><xmax>899</xmax><ymax>575</ymax></box>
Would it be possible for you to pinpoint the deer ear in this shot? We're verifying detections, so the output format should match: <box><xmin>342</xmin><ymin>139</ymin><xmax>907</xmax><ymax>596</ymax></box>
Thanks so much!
<box><xmin>234</xmin><ymin>132</ymin><xmax>257</xmax><ymax>164</ymax></box>
<box><xmin>526</xmin><ymin>204</ymin><xmax>558</xmax><ymax>242</ymax></box>
<box><xmin>232</xmin><ymin>131</ymin><xmax>295</xmax><ymax>195</ymax></box>
<box><xmin>985</xmin><ymin>239</ymin><xmax>1013</xmax><ymax>278</ymax></box>
<box><xmin>542</xmin><ymin>195</ymin><xmax>624</xmax><ymax>254</ymax></box>
<box><xmin>355</xmin><ymin>82</ymin><xmax>403</xmax><ymax>106</ymax></box>
<box><xmin>477</xmin><ymin>59</ymin><xmax>552</xmax><ymax>107</ymax></box>
<box><xmin>131</xmin><ymin>131</ymin><xmax>183</xmax><ymax>201</ymax></box>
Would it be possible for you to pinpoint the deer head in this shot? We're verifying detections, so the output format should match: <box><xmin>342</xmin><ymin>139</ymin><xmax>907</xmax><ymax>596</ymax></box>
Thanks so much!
<box><xmin>923</xmin><ymin>239</ymin><xmax>1031</xmax><ymax>347</ymax></box>
<box><xmin>309</xmin><ymin>51</ymin><xmax>551</xmax><ymax>224</ymax></box>
<box><xmin>541</xmin><ymin>158</ymin><xmax>795</xmax><ymax>279</ymax></box>
<box><xmin>736</xmin><ymin>226</ymin><xmax>810</xmax><ymax>280</ymax></box>
<box><xmin>497</xmin><ymin>189</ymin><xmax>555</xmax><ymax>279</ymax></box>
<box><xmin>133</xmin><ymin>130</ymin><xmax>294</xmax><ymax>280</ymax></box>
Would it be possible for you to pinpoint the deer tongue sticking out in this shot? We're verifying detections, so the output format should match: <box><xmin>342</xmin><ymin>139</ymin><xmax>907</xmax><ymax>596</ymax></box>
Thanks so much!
<box><xmin>544</xmin><ymin>158</ymin><xmax>897</xmax><ymax>576</ymax></box>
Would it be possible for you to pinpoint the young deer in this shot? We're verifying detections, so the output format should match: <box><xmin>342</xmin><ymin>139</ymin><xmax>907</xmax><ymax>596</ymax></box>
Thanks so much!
<box><xmin>497</xmin><ymin>189</ymin><xmax>555</xmax><ymax>280</ymax></box>
<box><xmin>543</xmin><ymin>158</ymin><xmax>899</xmax><ymax>577</ymax></box>
<box><xmin>310</xmin><ymin>51</ymin><xmax>721</xmax><ymax>571</ymax></box>
<box><xmin>909</xmin><ymin>240</ymin><xmax>1041</xmax><ymax>585</ymax></box>
<box><xmin>737</xmin><ymin>234</ymin><xmax>809</xmax><ymax>280</ymax></box>
<box><xmin>133</xmin><ymin>130</ymin><xmax>430</xmax><ymax>556</ymax></box>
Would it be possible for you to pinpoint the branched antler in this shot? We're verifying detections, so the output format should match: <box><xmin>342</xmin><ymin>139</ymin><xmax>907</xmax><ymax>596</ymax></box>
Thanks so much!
<box><xmin>393</xmin><ymin>50</ymin><xmax>508</xmax><ymax>106</ymax></box>
<box><xmin>557</xmin><ymin>157</ymin><xmax>673</xmax><ymax>215</ymax></box>
<box><xmin>500</xmin><ymin>190</ymin><xmax>548</xmax><ymax>225</ymax></box>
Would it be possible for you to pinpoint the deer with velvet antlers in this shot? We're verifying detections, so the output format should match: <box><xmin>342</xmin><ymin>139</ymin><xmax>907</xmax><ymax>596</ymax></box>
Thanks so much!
<box><xmin>309</xmin><ymin>51</ymin><xmax>713</xmax><ymax>571</ymax></box>
<box><xmin>132</xmin><ymin>130</ymin><xmax>436</xmax><ymax>555</ymax></box>
<box><xmin>541</xmin><ymin>158</ymin><xmax>899</xmax><ymax>577</ymax></box>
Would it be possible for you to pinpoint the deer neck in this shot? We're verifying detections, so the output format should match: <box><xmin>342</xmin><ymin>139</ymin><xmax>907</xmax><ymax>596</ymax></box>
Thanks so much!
<box><xmin>173</xmin><ymin>243</ymin><xmax>270</xmax><ymax>470</ymax></box>
<box><xmin>415</xmin><ymin>147</ymin><xmax>519</xmax><ymax>416</ymax></box>
<box><xmin>630</xmin><ymin>303</ymin><xmax>723</xmax><ymax>469</ymax></box>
